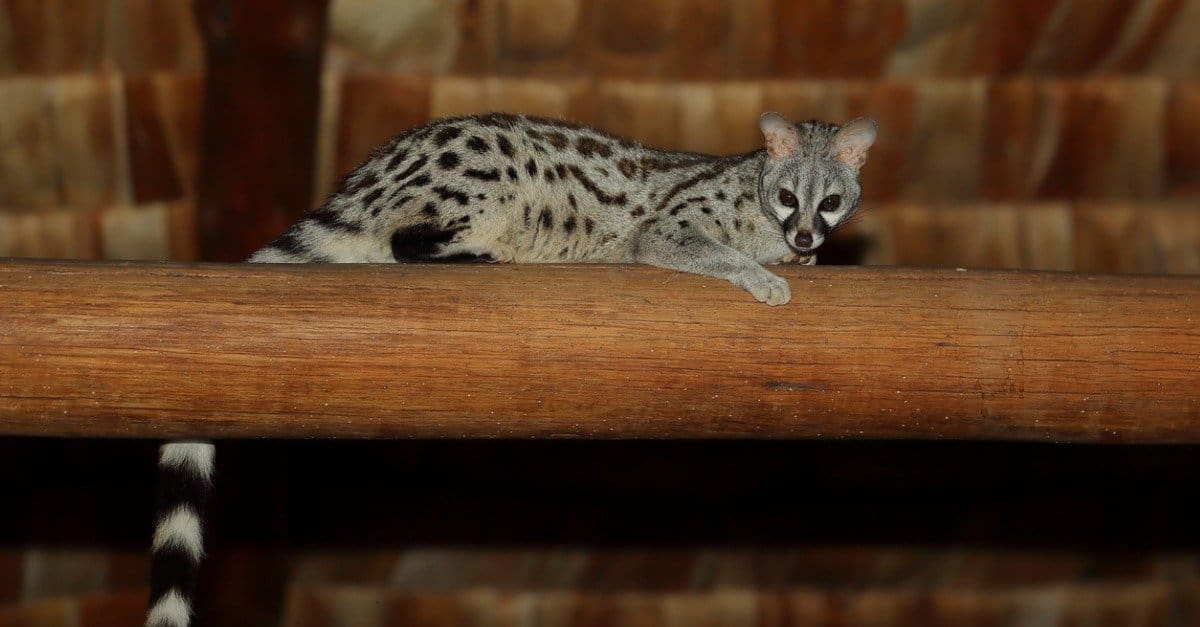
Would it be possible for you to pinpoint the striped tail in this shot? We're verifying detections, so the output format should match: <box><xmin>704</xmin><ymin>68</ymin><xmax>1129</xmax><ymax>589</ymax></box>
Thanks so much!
<box><xmin>145</xmin><ymin>441</ymin><xmax>215</xmax><ymax>627</ymax></box>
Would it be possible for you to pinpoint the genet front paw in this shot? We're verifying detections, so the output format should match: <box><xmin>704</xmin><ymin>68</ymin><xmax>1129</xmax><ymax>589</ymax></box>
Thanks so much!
<box><xmin>778</xmin><ymin>251</ymin><xmax>817</xmax><ymax>265</ymax></box>
<box><xmin>744</xmin><ymin>271</ymin><xmax>791</xmax><ymax>306</ymax></box>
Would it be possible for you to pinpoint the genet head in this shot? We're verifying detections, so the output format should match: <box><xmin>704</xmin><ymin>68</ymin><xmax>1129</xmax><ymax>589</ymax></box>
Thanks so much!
<box><xmin>757</xmin><ymin>112</ymin><xmax>877</xmax><ymax>255</ymax></box>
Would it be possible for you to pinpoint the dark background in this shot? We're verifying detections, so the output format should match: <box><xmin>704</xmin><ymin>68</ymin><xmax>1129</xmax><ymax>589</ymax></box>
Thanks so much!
<box><xmin>4</xmin><ymin>439</ymin><xmax>1200</xmax><ymax>625</ymax></box>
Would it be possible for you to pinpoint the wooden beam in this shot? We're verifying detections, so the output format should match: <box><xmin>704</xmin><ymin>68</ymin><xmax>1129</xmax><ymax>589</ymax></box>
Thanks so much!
<box><xmin>193</xmin><ymin>0</ymin><xmax>329</xmax><ymax>261</ymax></box>
<box><xmin>0</xmin><ymin>260</ymin><xmax>1197</xmax><ymax>442</ymax></box>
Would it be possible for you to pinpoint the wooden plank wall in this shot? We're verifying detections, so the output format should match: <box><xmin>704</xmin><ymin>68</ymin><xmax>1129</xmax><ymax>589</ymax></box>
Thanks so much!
<box><xmin>3</xmin><ymin>550</ymin><xmax>1198</xmax><ymax>627</ymax></box>
<box><xmin>0</xmin><ymin>0</ymin><xmax>203</xmax><ymax>260</ymax></box>
<box><xmin>1</xmin><ymin>0</ymin><xmax>1198</xmax><ymax>270</ymax></box>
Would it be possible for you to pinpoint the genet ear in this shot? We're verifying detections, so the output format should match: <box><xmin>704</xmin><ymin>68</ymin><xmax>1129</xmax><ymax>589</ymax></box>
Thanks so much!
<box><xmin>759</xmin><ymin>112</ymin><xmax>801</xmax><ymax>161</ymax></box>
<box><xmin>830</xmin><ymin>117</ymin><xmax>877</xmax><ymax>170</ymax></box>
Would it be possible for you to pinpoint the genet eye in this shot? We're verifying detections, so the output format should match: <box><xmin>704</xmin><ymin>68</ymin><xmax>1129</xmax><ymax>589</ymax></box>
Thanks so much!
<box><xmin>778</xmin><ymin>189</ymin><xmax>798</xmax><ymax>208</ymax></box>
<box><xmin>819</xmin><ymin>194</ymin><xmax>842</xmax><ymax>213</ymax></box>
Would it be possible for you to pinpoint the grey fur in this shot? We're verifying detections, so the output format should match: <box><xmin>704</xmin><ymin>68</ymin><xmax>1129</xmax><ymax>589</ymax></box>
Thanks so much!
<box><xmin>250</xmin><ymin>112</ymin><xmax>875</xmax><ymax>305</ymax></box>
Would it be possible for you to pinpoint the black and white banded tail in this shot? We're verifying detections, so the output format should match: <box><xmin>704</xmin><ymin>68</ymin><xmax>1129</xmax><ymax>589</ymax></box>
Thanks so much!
<box><xmin>145</xmin><ymin>441</ymin><xmax>215</xmax><ymax>627</ymax></box>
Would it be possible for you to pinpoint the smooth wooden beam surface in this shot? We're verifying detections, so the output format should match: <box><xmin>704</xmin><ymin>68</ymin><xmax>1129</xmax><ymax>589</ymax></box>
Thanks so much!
<box><xmin>0</xmin><ymin>260</ymin><xmax>1197</xmax><ymax>442</ymax></box>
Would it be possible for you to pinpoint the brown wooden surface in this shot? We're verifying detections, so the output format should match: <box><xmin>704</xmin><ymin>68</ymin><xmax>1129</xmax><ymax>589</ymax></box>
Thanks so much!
<box><xmin>0</xmin><ymin>260</ymin><xmax>1197</xmax><ymax>441</ymax></box>
<box><xmin>193</xmin><ymin>0</ymin><xmax>329</xmax><ymax>261</ymax></box>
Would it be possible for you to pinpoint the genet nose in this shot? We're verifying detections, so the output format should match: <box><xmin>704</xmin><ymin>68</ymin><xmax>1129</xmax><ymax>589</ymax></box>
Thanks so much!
<box><xmin>794</xmin><ymin>231</ymin><xmax>814</xmax><ymax>250</ymax></box>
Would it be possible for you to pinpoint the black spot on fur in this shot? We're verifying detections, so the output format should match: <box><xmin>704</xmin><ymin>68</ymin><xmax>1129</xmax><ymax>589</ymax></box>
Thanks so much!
<box><xmin>398</xmin><ymin>173</ymin><xmax>431</xmax><ymax>189</ymax></box>
<box><xmin>268</xmin><ymin>229</ymin><xmax>307</xmax><ymax>257</ymax></box>
<box><xmin>526</xmin><ymin>129</ymin><xmax>554</xmax><ymax>148</ymax></box>
<box><xmin>384</xmin><ymin>149</ymin><xmax>409</xmax><ymax>171</ymax></box>
<box><xmin>584</xmin><ymin>217</ymin><xmax>595</xmax><ymax>234</ymax></box>
<box><xmin>700</xmin><ymin>206</ymin><xmax>712</xmax><ymax>215</ymax></box>
<box><xmin>475</xmin><ymin>193</ymin><xmax>486</xmax><ymax>201</ymax></box>
<box><xmin>477</xmin><ymin>112</ymin><xmax>519</xmax><ymax>129</ymax></box>
<box><xmin>392</xmin><ymin>155</ymin><xmax>428</xmax><ymax>181</ymax></box>
<box><xmin>435</xmin><ymin>252</ymin><xmax>495</xmax><ymax>263</ymax></box>
<box><xmin>716</xmin><ymin>190</ymin><xmax>727</xmax><ymax>201</ymax></box>
<box><xmin>433</xmin><ymin>185</ymin><xmax>470</xmax><ymax>205</ymax></box>
<box><xmin>434</xmin><ymin>126</ymin><xmax>462</xmax><ymax>147</ymax></box>
<box><xmin>563</xmin><ymin>216</ymin><xmax>577</xmax><ymax>233</ymax></box>
<box><xmin>464</xmin><ymin>168</ymin><xmax>501</xmax><ymax>182</ymax></box>
<box><xmin>539</xmin><ymin>208</ymin><xmax>553</xmax><ymax>229</ymax></box>
<box><xmin>347</xmin><ymin>171</ymin><xmax>379</xmax><ymax>193</ymax></box>
<box><xmin>544</xmin><ymin>168</ymin><xmax>556</xmax><ymax>182</ymax></box>
<box><xmin>523</xmin><ymin>204</ymin><xmax>531</xmax><ymax>225</ymax></box>
<box><xmin>686</xmin><ymin>196</ymin><xmax>706</xmax><ymax>203</ymax></box>
<box><xmin>525</xmin><ymin>158</ymin><xmax>538</xmax><ymax>176</ymax></box>
<box><xmin>630</xmin><ymin>206</ymin><xmax>645</xmax><ymax>217</ymax></box>
<box><xmin>543</xmin><ymin>131</ymin><xmax>569</xmax><ymax>149</ymax></box>
<box><xmin>678</xmin><ymin>220</ymin><xmax>689</xmax><ymax>228</ymax></box>
<box><xmin>466</xmin><ymin>136</ymin><xmax>489</xmax><ymax>153</ymax></box>
<box><xmin>438</xmin><ymin>152</ymin><xmax>460</xmax><ymax>169</ymax></box>
<box><xmin>576</xmin><ymin>137</ymin><xmax>614</xmax><ymax>158</ymax></box>
<box><xmin>652</xmin><ymin>153</ymin><xmax>755</xmax><ymax>214</ymax></box>
<box><xmin>506</xmin><ymin>166</ymin><xmax>518</xmax><ymax>181</ymax></box>
<box><xmin>497</xmin><ymin>133</ymin><xmax>515</xmax><ymax>157</ymax></box>
<box><xmin>566</xmin><ymin>165</ymin><xmax>627</xmax><ymax>206</ymax></box>
<box><xmin>734</xmin><ymin>191</ymin><xmax>754</xmax><ymax>210</ymax></box>
<box><xmin>309</xmin><ymin>207</ymin><xmax>362</xmax><ymax>233</ymax></box>
<box><xmin>669</xmin><ymin>203</ymin><xmax>686</xmax><ymax>216</ymax></box>
<box><xmin>568</xmin><ymin>194</ymin><xmax>577</xmax><ymax>208</ymax></box>
<box><xmin>554</xmin><ymin>163</ymin><xmax>568</xmax><ymax>178</ymax></box>
<box><xmin>421</xmin><ymin>202</ymin><xmax>438</xmax><ymax>217</ymax></box>
<box><xmin>392</xmin><ymin>224</ymin><xmax>487</xmax><ymax>262</ymax></box>
<box><xmin>363</xmin><ymin>188</ymin><xmax>384</xmax><ymax>208</ymax></box>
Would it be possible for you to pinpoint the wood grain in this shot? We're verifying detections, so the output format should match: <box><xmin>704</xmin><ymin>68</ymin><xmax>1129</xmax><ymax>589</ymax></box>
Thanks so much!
<box><xmin>0</xmin><ymin>260</ymin><xmax>1197</xmax><ymax>442</ymax></box>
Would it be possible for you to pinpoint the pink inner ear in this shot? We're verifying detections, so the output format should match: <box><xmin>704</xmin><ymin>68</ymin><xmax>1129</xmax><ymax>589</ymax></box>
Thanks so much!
<box><xmin>836</xmin><ymin>148</ymin><xmax>868</xmax><ymax>169</ymax></box>
<box><xmin>766</xmin><ymin>131</ymin><xmax>799</xmax><ymax>160</ymax></box>
<box><xmin>760</xmin><ymin>113</ymin><xmax>802</xmax><ymax>160</ymax></box>
<box><xmin>830</xmin><ymin>119</ymin><xmax>877</xmax><ymax>169</ymax></box>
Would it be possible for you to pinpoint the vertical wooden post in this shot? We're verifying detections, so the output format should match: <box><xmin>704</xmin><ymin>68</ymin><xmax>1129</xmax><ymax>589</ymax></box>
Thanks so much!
<box><xmin>188</xmin><ymin>2</ymin><xmax>328</xmax><ymax>621</ymax></box>
<box><xmin>193</xmin><ymin>0</ymin><xmax>330</xmax><ymax>261</ymax></box>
